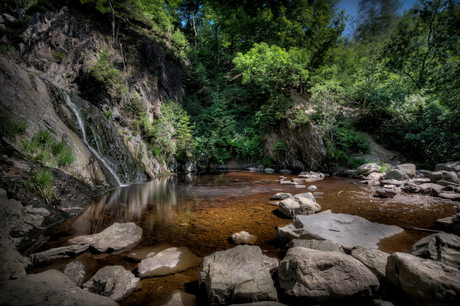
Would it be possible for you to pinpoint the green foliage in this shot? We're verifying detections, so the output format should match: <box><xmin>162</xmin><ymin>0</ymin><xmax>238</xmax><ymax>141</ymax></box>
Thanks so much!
<box><xmin>23</xmin><ymin>168</ymin><xmax>55</xmax><ymax>204</ymax></box>
<box><xmin>140</xmin><ymin>100</ymin><xmax>195</xmax><ymax>162</ymax></box>
<box><xmin>347</xmin><ymin>157</ymin><xmax>371</xmax><ymax>169</ymax></box>
<box><xmin>234</xmin><ymin>43</ymin><xmax>308</xmax><ymax>92</ymax></box>
<box><xmin>0</xmin><ymin>117</ymin><xmax>27</xmax><ymax>137</ymax></box>
<box><xmin>21</xmin><ymin>128</ymin><xmax>75</xmax><ymax>167</ymax></box>
<box><xmin>90</xmin><ymin>49</ymin><xmax>128</xmax><ymax>96</ymax></box>
<box><xmin>379</xmin><ymin>163</ymin><xmax>391</xmax><ymax>173</ymax></box>
<box><xmin>52</xmin><ymin>51</ymin><xmax>66</xmax><ymax>60</ymax></box>
<box><xmin>104</xmin><ymin>110</ymin><xmax>113</xmax><ymax>119</ymax></box>
<box><xmin>0</xmin><ymin>45</ymin><xmax>17</xmax><ymax>55</ymax></box>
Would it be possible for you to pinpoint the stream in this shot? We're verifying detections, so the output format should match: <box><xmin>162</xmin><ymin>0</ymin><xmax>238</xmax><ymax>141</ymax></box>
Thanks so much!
<box><xmin>35</xmin><ymin>171</ymin><xmax>458</xmax><ymax>305</ymax></box>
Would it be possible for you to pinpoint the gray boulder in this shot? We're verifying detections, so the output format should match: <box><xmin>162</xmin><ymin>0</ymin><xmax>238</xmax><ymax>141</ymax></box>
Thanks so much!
<box><xmin>436</xmin><ymin>213</ymin><xmax>460</xmax><ymax>236</ymax></box>
<box><xmin>262</xmin><ymin>255</ymin><xmax>279</xmax><ymax>272</ymax></box>
<box><xmin>83</xmin><ymin>265</ymin><xmax>141</xmax><ymax>302</ymax></box>
<box><xmin>264</xmin><ymin>168</ymin><xmax>275</xmax><ymax>173</ymax></box>
<box><xmin>430</xmin><ymin>171</ymin><xmax>459</xmax><ymax>184</ymax></box>
<box><xmin>279</xmin><ymin>169</ymin><xmax>292</xmax><ymax>174</ymax></box>
<box><xmin>355</xmin><ymin>163</ymin><xmax>381</xmax><ymax>176</ymax></box>
<box><xmin>414</xmin><ymin>177</ymin><xmax>431</xmax><ymax>184</ymax></box>
<box><xmin>230</xmin><ymin>303</ymin><xmax>289</xmax><ymax>306</ymax></box>
<box><xmin>376</xmin><ymin>188</ymin><xmax>398</xmax><ymax>198</ymax></box>
<box><xmin>125</xmin><ymin>244</ymin><xmax>172</xmax><ymax>262</ymax></box>
<box><xmin>0</xmin><ymin>269</ymin><xmax>117</xmax><ymax>305</ymax></box>
<box><xmin>147</xmin><ymin>290</ymin><xmax>196</xmax><ymax>306</ymax></box>
<box><xmin>395</xmin><ymin>163</ymin><xmax>416</xmax><ymax>178</ymax></box>
<box><xmin>69</xmin><ymin>222</ymin><xmax>142</xmax><ymax>253</ymax></box>
<box><xmin>64</xmin><ymin>261</ymin><xmax>90</xmax><ymax>286</ymax></box>
<box><xmin>294</xmin><ymin>192</ymin><xmax>316</xmax><ymax>202</ymax></box>
<box><xmin>279</xmin><ymin>197</ymin><xmax>321</xmax><ymax>218</ymax></box>
<box><xmin>368</xmin><ymin>172</ymin><xmax>385</xmax><ymax>180</ymax></box>
<box><xmin>287</xmin><ymin>238</ymin><xmax>345</xmax><ymax>253</ymax></box>
<box><xmin>386</xmin><ymin>252</ymin><xmax>460</xmax><ymax>306</ymax></box>
<box><xmin>416</xmin><ymin>170</ymin><xmax>432</xmax><ymax>178</ymax></box>
<box><xmin>270</xmin><ymin>193</ymin><xmax>292</xmax><ymax>200</ymax></box>
<box><xmin>275</xmin><ymin>213</ymin><xmax>404</xmax><ymax>251</ymax></box>
<box><xmin>30</xmin><ymin>244</ymin><xmax>90</xmax><ymax>264</ymax></box>
<box><xmin>279</xmin><ymin>247</ymin><xmax>379</xmax><ymax>303</ymax></box>
<box><xmin>418</xmin><ymin>183</ymin><xmax>445</xmax><ymax>196</ymax></box>
<box><xmin>435</xmin><ymin>161</ymin><xmax>460</xmax><ymax>172</ymax></box>
<box><xmin>231</xmin><ymin>231</ymin><xmax>257</xmax><ymax>245</ymax></box>
<box><xmin>380</xmin><ymin>179</ymin><xmax>403</xmax><ymax>187</ymax></box>
<box><xmin>0</xmin><ymin>232</ymin><xmax>31</xmax><ymax>280</ymax></box>
<box><xmin>438</xmin><ymin>193</ymin><xmax>460</xmax><ymax>201</ymax></box>
<box><xmin>138</xmin><ymin>247</ymin><xmax>201</xmax><ymax>278</ymax></box>
<box><xmin>198</xmin><ymin>245</ymin><xmax>277</xmax><ymax>305</ymax></box>
<box><xmin>411</xmin><ymin>233</ymin><xmax>460</xmax><ymax>269</ymax></box>
<box><xmin>370</xmin><ymin>300</ymin><xmax>394</xmax><ymax>306</ymax></box>
<box><xmin>384</xmin><ymin>169</ymin><xmax>408</xmax><ymax>181</ymax></box>
<box><xmin>350</xmin><ymin>246</ymin><xmax>390</xmax><ymax>283</ymax></box>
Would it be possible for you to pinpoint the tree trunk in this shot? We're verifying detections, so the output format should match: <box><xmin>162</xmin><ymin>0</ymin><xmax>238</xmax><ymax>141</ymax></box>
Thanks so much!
<box><xmin>108</xmin><ymin>0</ymin><xmax>116</xmax><ymax>43</ymax></box>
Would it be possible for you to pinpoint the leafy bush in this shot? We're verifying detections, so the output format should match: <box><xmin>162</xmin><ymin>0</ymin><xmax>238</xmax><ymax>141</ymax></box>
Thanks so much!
<box><xmin>90</xmin><ymin>49</ymin><xmax>128</xmax><ymax>96</ymax></box>
<box><xmin>347</xmin><ymin>157</ymin><xmax>370</xmax><ymax>169</ymax></box>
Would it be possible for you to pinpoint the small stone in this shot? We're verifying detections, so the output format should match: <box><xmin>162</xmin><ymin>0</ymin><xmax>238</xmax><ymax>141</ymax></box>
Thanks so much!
<box><xmin>231</xmin><ymin>231</ymin><xmax>257</xmax><ymax>245</ymax></box>
<box><xmin>270</xmin><ymin>193</ymin><xmax>292</xmax><ymax>200</ymax></box>
<box><xmin>307</xmin><ymin>185</ymin><xmax>317</xmax><ymax>191</ymax></box>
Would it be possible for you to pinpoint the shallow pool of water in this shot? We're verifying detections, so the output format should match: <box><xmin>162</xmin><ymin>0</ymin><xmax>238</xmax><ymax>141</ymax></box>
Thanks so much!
<box><xmin>37</xmin><ymin>171</ymin><xmax>458</xmax><ymax>305</ymax></box>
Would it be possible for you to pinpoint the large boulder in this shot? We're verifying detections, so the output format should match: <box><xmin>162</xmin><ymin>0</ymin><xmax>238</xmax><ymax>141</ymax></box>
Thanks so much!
<box><xmin>198</xmin><ymin>245</ymin><xmax>277</xmax><ymax>305</ymax></box>
<box><xmin>270</xmin><ymin>193</ymin><xmax>292</xmax><ymax>200</ymax></box>
<box><xmin>386</xmin><ymin>252</ymin><xmax>460</xmax><ymax>306</ymax></box>
<box><xmin>264</xmin><ymin>168</ymin><xmax>275</xmax><ymax>174</ymax></box>
<box><xmin>69</xmin><ymin>222</ymin><xmax>142</xmax><ymax>253</ymax></box>
<box><xmin>376</xmin><ymin>188</ymin><xmax>398</xmax><ymax>198</ymax></box>
<box><xmin>30</xmin><ymin>244</ymin><xmax>89</xmax><ymax>264</ymax></box>
<box><xmin>384</xmin><ymin>169</ymin><xmax>408</xmax><ymax>181</ymax></box>
<box><xmin>278</xmin><ymin>196</ymin><xmax>321</xmax><ymax>218</ymax></box>
<box><xmin>418</xmin><ymin>183</ymin><xmax>445</xmax><ymax>196</ymax></box>
<box><xmin>138</xmin><ymin>247</ymin><xmax>201</xmax><ymax>278</ymax></box>
<box><xmin>0</xmin><ymin>231</ymin><xmax>31</xmax><ymax>281</ymax></box>
<box><xmin>435</xmin><ymin>161</ymin><xmax>460</xmax><ymax>172</ymax></box>
<box><xmin>355</xmin><ymin>163</ymin><xmax>381</xmax><ymax>176</ymax></box>
<box><xmin>430</xmin><ymin>171</ymin><xmax>459</xmax><ymax>184</ymax></box>
<box><xmin>436</xmin><ymin>213</ymin><xmax>460</xmax><ymax>236</ymax></box>
<box><xmin>147</xmin><ymin>290</ymin><xmax>197</xmax><ymax>306</ymax></box>
<box><xmin>0</xmin><ymin>269</ymin><xmax>117</xmax><ymax>305</ymax></box>
<box><xmin>410</xmin><ymin>233</ymin><xmax>460</xmax><ymax>269</ymax></box>
<box><xmin>83</xmin><ymin>265</ymin><xmax>141</xmax><ymax>302</ymax></box>
<box><xmin>279</xmin><ymin>247</ymin><xmax>379</xmax><ymax>303</ymax></box>
<box><xmin>275</xmin><ymin>213</ymin><xmax>404</xmax><ymax>251</ymax></box>
<box><xmin>394</xmin><ymin>164</ymin><xmax>416</xmax><ymax>178</ymax></box>
<box><xmin>64</xmin><ymin>261</ymin><xmax>91</xmax><ymax>286</ymax></box>
<box><xmin>287</xmin><ymin>238</ymin><xmax>345</xmax><ymax>253</ymax></box>
<box><xmin>350</xmin><ymin>246</ymin><xmax>390</xmax><ymax>284</ymax></box>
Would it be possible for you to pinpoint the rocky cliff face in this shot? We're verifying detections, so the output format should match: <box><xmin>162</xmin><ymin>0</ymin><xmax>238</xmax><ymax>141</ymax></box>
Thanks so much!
<box><xmin>264</xmin><ymin>119</ymin><xmax>327</xmax><ymax>171</ymax></box>
<box><xmin>1</xmin><ymin>6</ymin><xmax>188</xmax><ymax>187</ymax></box>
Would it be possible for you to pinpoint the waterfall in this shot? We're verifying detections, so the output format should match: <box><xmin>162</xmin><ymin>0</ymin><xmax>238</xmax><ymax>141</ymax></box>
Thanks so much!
<box><xmin>61</xmin><ymin>90</ymin><xmax>122</xmax><ymax>186</ymax></box>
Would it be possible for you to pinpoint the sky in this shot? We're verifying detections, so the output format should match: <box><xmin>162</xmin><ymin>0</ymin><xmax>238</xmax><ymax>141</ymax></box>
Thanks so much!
<box><xmin>337</xmin><ymin>0</ymin><xmax>418</xmax><ymax>37</ymax></box>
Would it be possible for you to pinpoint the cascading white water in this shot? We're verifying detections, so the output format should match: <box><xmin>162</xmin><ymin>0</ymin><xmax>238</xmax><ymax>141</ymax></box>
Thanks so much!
<box><xmin>62</xmin><ymin>90</ymin><xmax>122</xmax><ymax>186</ymax></box>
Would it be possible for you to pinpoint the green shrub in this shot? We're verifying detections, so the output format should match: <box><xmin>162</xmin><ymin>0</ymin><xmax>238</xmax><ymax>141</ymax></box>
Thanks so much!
<box><xmin>347</xmin><ymin>157</ymin><xmax>370</xmax><ymax>169</ymax></box>
<box><xmin>0</xmin><ymin>45</ymin><xmax>16</xmax><ymax>55</ymax></box>
<box><xmin>23</xmin><ymin>168</ymin><xmax>55</xmax><ymax>204</ymax></box>
<box><xmin>90</xmin><ymin>49</ymin><xmax>128</xmax><ymax>96</ymax></box>
<box><xmin>259</xmin><ymin>157</ymin><xmax>273</xmax><ymax>168</ymax></box>
<box><xmin>57</xmin><ymin>147</ymin><xmax>75</xmax><ymax>166</ymax></box>
<box><xmin>0</xmin><ymin>117</ymin><xmax>27</xmax><ymax>137</ymax></box>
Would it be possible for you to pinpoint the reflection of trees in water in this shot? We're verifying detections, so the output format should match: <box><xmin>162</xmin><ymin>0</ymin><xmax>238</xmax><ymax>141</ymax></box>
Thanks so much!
<box><xmin>73</xmin><ymin>176</ymin><xmax>179</xmax><ymax>235</ymax></box>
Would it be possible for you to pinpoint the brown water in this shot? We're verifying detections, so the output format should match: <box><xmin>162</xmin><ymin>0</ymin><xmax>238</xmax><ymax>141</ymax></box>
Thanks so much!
<box><xmin>37</xmin><ymin>171</ymin><xmax>458</xmax><ymax>305</ymax></box>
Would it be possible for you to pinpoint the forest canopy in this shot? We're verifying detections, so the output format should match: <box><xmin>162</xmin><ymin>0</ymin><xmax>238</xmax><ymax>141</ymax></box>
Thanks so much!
<box><xmin>2</xmin><ymin>0</ymin><xmax>459</xmax><ymax>169</ymax></box>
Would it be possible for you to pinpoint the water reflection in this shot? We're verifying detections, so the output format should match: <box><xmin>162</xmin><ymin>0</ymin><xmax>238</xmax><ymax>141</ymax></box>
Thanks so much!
<box><xmin>73</xmin><ymin>176</ymin><xmax>179</xmax><ymax>235</ymax></box>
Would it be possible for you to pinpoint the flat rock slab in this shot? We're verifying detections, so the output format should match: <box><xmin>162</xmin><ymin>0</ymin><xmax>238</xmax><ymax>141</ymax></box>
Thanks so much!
<box><xmin>198</xmin><ymin>245</ymin><xmax>277</xmax><ymax>305</ymax></box>
<box><xmin>0</xmin><ymin>269</ymin><xmax>117</xmax><ymax>305</ymax></box>
<box><xmin>125</xmin><ymin>244</ymin><xmax>172</xmax><ymax>262</ymax></box>
<box><xmin>386</xmin><ymin>252</ymin><xmax>460</xmax><ymax>306</ymax></box>
<box><xmin>276</xmin><ymin>213</ymin><xmax>404</xmax><ymax>251</ymax></box>
<box><xmin>138</xmin><ymin>247</ymin><xmax>201</xmax><ymax>278</ymax></box>
<box><xmin>287</xmin><ymin>238</ymin><xmax>345</xmax><ymax>253</ymax></box>
<box><xmin>83</xmin><ymin>265</ymin><xmax>141</xmax><ymax>301</ymax></box>
<box><xmin>30</xmin><ymin>244</ymin><xmax>89</xmax><ymax>264</ymax></box>
<box><xmin>436</xmin><ymin>213</ymin><xmax>460</xmax><ymax>236</ymax></box>
<box><xmin>435</xmin><ymin>161</ymin><xmax>460</xmax><ymax>172</ymax></box>
<box><xmin>69</xmin><ymin>222</ymin><xmax>142</xmax><ymax>253</ymax></box>
<box><xmin>279</xmin><ymin>247</ymin><xmax>379</xmax><ymax>303</ymax></box>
